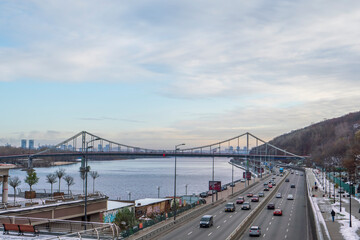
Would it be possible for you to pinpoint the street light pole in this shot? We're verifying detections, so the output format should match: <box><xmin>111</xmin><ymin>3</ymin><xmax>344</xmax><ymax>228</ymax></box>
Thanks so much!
<box><xmin>232</xmin><ymin>162</ymin><xmax>234</xmax><ymax>195</ymax></box>
<box><xmin>157</xmin><ymin>186</ymin><xmax>160</xmax><ymax>198</ymax></box>
<box><xmin>174</xmin><ymin>143</ymin><xmax>185</xmax><ymax>221</ymax></box>
<box><xmin>83</xmin><ymin>137</ymin><xmax>99</xmax><ymax>226</ymax></box>
<box><xmin>212</xmin><ymin>147</ymin><xmax>219</xmax><ymax>203</ymax></box>
<box><xmin>185</xmin><ymin>184</ymin><xmax>188</xmax><ymax>195</ymax></box>
<box><xmin>350</xmin><ymin>181</ymin><xmax>352</xmax><ymax>227</ymax></box>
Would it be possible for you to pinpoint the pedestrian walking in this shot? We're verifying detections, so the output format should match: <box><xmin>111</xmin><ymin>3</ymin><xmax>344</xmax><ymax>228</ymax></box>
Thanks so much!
<box><xmin>331</xmin><ymin>209</ymin><xmax>335</xmax><ymax>222</ymax></box>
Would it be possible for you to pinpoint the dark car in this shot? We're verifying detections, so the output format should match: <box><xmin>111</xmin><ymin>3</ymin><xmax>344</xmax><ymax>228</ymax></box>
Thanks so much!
<box><xmin>221</xmin><ymin>185</ymin><xmax>228</xmax><ymax>191</ymax></box>
<box><xmin>291</xmin><ymin>184</ymin><xmax>296</xmax><ymax>188</ymax></box>
<box><xmin>285</xmin><ymin>178</ymin><xmax>290</xmax><ymax>182</ymax></box>
<box><xmin>200</xmin><ymin>215</ymin><xmax>213</xmax><ymax>228</ymax></box>
<box><xmin>251</xmin><ymin>195</ymin><xmax>259</xmax><ymax>202</ymax></box>
<box><xmin>258</xmin><ymin>192</ymin><xmax>264</xmax><ymax>197</ymax></box>
<box><xmin>242</xmin><ymin>202</ymin><xmax>251</xmax><ymax>210</ymax></box>
<box><xmin>236</xmin><ymin>197</ymin><xmax>245</xmax><ymax>204</ymax></box>
<box><xmin>200</xmin><ymin>192</ymin><xmax>208</xmax><ymax>198</ymax></box>
<box><xmin>230</xmin><ymin>183</ymin><xmax>235</xmax><ymax>187</ymax></box>
<box><xmin>264</xmin><ymin>187</ymin><xmax>269</xmax><ymax>191</ymax></box>
<box><xmin>225</xmin><ymin>202</ymin><xmax>236</xmax><ymax>212</ymax></box>
<box><xmin>267</xmin><ymin>203</ymin><xmax>275</xmax><ymax>209</ymax></box>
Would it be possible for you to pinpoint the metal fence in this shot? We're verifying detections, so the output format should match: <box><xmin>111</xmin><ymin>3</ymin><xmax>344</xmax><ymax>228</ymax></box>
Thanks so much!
<box><xmin>328</xmin><ymin>173</ymin><xmax>355</xmax><ymax>194</ymax></box>
<box><xmin>120</xmin><ymin>201</ymin><xmax>205</xmax><ymax>238</ymax></box>
<box><xmin>0</xmin><ymin>215</ymin><xmax>120</xmax><ymax>239</ymax></box>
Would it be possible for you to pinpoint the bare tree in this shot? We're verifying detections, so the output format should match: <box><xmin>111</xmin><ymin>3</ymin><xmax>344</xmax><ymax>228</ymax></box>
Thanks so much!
<box><xmin>9</xmin><ymin>177</ymin><xmax>21</xmax><ymax>205</ymax></box>
<box><xmin>64</xmin><ymin>175</ymin><xmax>75</xmax><ymax>195</ymax></box>
<box><xmin>46</xmin><ymin>174</ymin><xmax>57</xmax><ymax>197</ymax></box>
<box><xmin>55</xmin><ymin>168</ymin><xmax>66</xmax><ymax>193</ymax></box>
<box><xmin>90</xmin><ymin>171</ymin><xmax>100</xmax><ymax>193</ymax></box>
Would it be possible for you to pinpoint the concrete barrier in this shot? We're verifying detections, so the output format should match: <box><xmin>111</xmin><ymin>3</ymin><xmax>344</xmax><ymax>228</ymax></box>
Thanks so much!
<box><xmin>226</xmin><ymin>172</ymin><xmax>289</xmax><ymax>240</ymax></box>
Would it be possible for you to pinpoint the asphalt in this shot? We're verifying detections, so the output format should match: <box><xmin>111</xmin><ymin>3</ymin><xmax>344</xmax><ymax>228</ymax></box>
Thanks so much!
<box><xmin>158</xmin><ymin>174</ymin><xmax>285</xmax><ymax>240</ymax></box>
<box><xmin>241</xmin><ymin>171</ymin><xmax>309</xmax><ymax>240</ymax></box>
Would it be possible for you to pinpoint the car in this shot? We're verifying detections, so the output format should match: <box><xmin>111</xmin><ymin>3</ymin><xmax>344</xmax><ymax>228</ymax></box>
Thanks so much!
<box><xmin>249</xmin><ymin>226</ymin><xmax>261</xmax><ymax>236</ymax></box>
<box><xmin>273</xmin><ymin>209</ymin><xmax>283</xmax><ymax>216</ymax></box>
<box><xmin>276</xmin><ymin>174</ymin><xmax>279</xmax><ymax>176</ymax></box>
<box><xmin>272</xmin><ymin>177</ymin><xmax>276</xmax><ymax>179</ymax></box>
<box><xmin>212</xmin><ymin>190</ymin><xmax>217</xmax><ymax>194</ymax></box>
<box><xmin>287</xmin><ymin>194</ymin><xmax>294</xmax><ymax>200</ymax></box>
<box><xmin>267</xmin><ymin>203</ymin><xmax>275</xmax><ymax>209</ymax></box>
<box><xmin>236</xmin><ymin>197</ymin><xmax>245</xmax><ymax>204</ymax></box>
<box><xmin>272</xmin><ymin>182</ymin><xmax>276</xmax><ymax>186</ymax></box>
<box><xmin>264</xmin><ymin>187</ymin><xmax>269</xmax><ymax>191</ymax></box>
<box><xmin>230</xmin><ymin>183</ymin><xmax>235</xmax><ymax>187</ymax></box>
<box><xmin>280</xmin><ymin>174</ymin><xmax>283</xmax><ymax>177</ymax></box>
<box><xmin>258</xmin><ymin>192</ymin><xmax>264</xmax><ymax>197</ymax></box>
<box><xmin>268</xmin><ymin>184</ymin><xmax>273</xmax><ymax>188</ymax></box>
<box><xmin>291</xmin><ymin>184</ymin><xmax>296</xmax><ymax>188</ymax></box>
<box><xmin>200</xmin><ymin>215</ymin><xmax>213</xmax><ymax>227</ymax></box>
<box><xmin>291</xmin><ymin>171</ymin><xmax>294</xmax><ymax>174</ymax></box>
<box><xmin>276</xmin><ymin>193</ymin><xmax>282</xmax><ymax>198</ymax></box>
<box><xmin>251</xmin><ymin>195</ymin><xmax>259</xmax><ymax>202</ymax></box>
<box><xmin>207</xmin><ymin>190</ymin><xmax>213</xmax><ymax>196</ymax></box>
<box><xmin>300</xmin><ymin>173</ymin><xmax>303</xmax><ymax>176</ymax></box>
<box><xmin>264</xmin><ymin>182</ymin><xmax>269</xmax><ymax>186</ymax></box>
<box><xmin>241</xmin><ymin>179</ymin><xmax>246</xmax><ymax>182</ymax></box>
<box><xmin>242</xmin><ymin>202</ymin><xmax>251</xmax><ymax>210</ymax></box>
<box><xmin>200</xmin><ymin>192</ymin><xmax>208</xmax><ymax>198</ymax></box>
<box><xmin>285</xmin><ymin>178</ymin><xmax>290</xmax><ymax>182</ymax></box>
<box><xmin>296</xmin><ymin>172</ymin><xmax>298</xmax><ymax>175</ymax></box>
<box><xmin>225</xmin><ymin>202</ymin><xmax>236</xmax><ymax>212</ymax></box>
<box><xmin>247</xmin><ymin>192</ymin><xmax>253</xmax><ymax>197</ymax></box>
<box><xmin>221</xmin><ymin>185</ymin><xmax>228</xmax><ymax>191</ymax></box>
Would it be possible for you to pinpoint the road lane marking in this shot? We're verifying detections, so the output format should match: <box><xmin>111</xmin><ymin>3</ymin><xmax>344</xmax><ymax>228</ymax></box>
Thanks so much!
<box><xmin>217</xmin><ymin>226</ymin><xmax>220</xmax><ymax>229</ymax></box>
<box><xmin>269</xmin><ymin>222</ymin><xmax>271</xmax><ymax>225</ymax></box>
<box><xmin>266</xmin><ymin>228</ymin><xmax>269</xmax><ymax>231</ymax></box>
<box><xmin>208</xmin><ymin>232</ymin><xmax>212</xmax><ymax>236</ymax></box>
<box><xmin>263</xmin><ymin>234</ymin><xmax>266</xmax><ymax>237</ymax></box>
<box><xmin>224</xmin><ymin>220</ymin><xmax>227</xmax><ymax>223</ymax></box>
<box><xmin>188</xmin><ymin>232</ymin><xmax>192</xmax><ymax>235</ymax></box>
<box><xmin>288</xmin><ymin>223</ymin><xmax>290</xmax><ymax>226</ymax></box>
<box><xmin>272</xmin><ymin>217</ymin><xmax>274</xmax><ymax>220</ymax></box>
<box><xmin>214</xmin><ymin>215</ymin><xmax>217</xmax><ymax>217</ymax></box>
<box><xmin>289</xmin><ymin>218</ymin><xmax>291</xmax><ymax>221</ymax></box>
<box><xmin>230</xmin><ymin>215</ymin><xmax>233</xmax><ymax>218</ymax></box>
<box><xmin>286</xmin><ymin>229</ymin><xmax>289</xmax><ymax>232</ymax></box>
<box><xmin>285</xmin><ymin>235</ymin><xmax>287</xmax><ymax>238</ymax></box>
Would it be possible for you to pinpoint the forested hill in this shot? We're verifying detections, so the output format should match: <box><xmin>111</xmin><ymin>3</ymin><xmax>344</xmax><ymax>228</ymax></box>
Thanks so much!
<box><xmin>268</xmin><ymin>111</ymin><xmax>360</xmax><ymax>158</ymax></box>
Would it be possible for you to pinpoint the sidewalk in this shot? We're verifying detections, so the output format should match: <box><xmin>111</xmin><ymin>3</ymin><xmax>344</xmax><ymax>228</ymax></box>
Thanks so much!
<box><xmin>306</xmin><ymin>168</ymin><xmax>360</xmax><ymax>240</ymax></box>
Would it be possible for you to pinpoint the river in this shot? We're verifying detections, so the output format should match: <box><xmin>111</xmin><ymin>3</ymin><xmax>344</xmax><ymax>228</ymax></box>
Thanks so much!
<box><xmin>9</xmin><ymin>157</ymin><xmax>245</xmax><ymax>200</ymax></box>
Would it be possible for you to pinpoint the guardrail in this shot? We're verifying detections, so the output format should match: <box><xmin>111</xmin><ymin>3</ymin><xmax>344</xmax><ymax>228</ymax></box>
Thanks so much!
<box><xmin>226</xmin><ymin>172</ymin><xmax>289</xmax><ymax>240</ymax></box>
<box><xmin>305</xmin><ymin>168</ymin><xmax>328</xmax><ymax>240</ymax></box>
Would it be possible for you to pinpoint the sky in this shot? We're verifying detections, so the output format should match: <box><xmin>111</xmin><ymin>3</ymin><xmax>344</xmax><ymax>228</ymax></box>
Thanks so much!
<box><xmin>0</xmin><ymin>0</ymin><xmax>359</xmax><ymax>149</ymax></box>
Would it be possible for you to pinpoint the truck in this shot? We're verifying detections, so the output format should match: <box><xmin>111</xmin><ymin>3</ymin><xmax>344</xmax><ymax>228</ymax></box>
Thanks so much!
<box><xmin>279</xmin><ymin>167</ymin><xmax>283</xmax><ymax>173</ymax></box>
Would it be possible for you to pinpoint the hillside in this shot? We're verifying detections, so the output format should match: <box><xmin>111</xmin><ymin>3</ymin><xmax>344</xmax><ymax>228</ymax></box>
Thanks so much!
<box><xmin>268</xmin><ymin>111</ymin><xmax>360</xmax><ymax>162</ymax></box>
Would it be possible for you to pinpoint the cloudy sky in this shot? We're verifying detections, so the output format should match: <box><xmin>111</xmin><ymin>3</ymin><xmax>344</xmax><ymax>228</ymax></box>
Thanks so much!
<box><xmin>0</xmin><ymin>0</ymin><xmax>359</xmax><ymax>149</ymax></box>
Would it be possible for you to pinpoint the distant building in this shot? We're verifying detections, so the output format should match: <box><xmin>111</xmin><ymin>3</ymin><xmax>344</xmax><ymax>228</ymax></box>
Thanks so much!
<box><xmin>21</xmin><ymin>139</ymin><xmax>27</xmax><ymax>149</ymax></box>
<box><xmin>98</xmin><ymin>144</ymin><xmax>103</xmax><ymax>152</ymax></box>
<box><xmin>104</xmin><ymin>144</ymin><xmax>110</xmax><ymax>152</ymax></box>
<box><xmin>29</xmin><ymin>140</ymin><xmax>34</xmax><ymax>150</ymax></box>
<box><xmin>60</xmin><ymin>144</ymin><xmax>67</xmax><ymax>150</ymax></box>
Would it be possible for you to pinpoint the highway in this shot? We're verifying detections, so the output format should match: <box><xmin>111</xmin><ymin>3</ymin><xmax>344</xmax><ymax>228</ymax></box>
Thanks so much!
<box><xmin>159</xmin><ymin>174</ymin><xmax>285</xmax><ymax>240</ymax></box>
<box><xmin>241</xmin><ymin>170</ymin><xmax>309</xmax><ymax>240</ymax></box>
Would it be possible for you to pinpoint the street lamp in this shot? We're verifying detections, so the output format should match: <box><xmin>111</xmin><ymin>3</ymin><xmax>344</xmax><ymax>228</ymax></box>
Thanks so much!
<box><xmin>212</xmin><ymin>147</ymin><xmax>220</xmax><ymax>203</ymax></box>
<box><xmin>174</xmin><ymin>143</ymin><xmax>185</xmax><ymax>221</ymax></box>
<box><xmin>185</xmin><ymin>184</ymin><xmax>188</xmax><ymax>195</ymax></box>
<box><xmin>157</xmin><ymin>186</ymin><xmax>160</xmax><ymax>198</ymax></box>
<box><xmin>83</xmin><ymin>137</ymin><xmax>100</xmax><ymax>225</ymax></box>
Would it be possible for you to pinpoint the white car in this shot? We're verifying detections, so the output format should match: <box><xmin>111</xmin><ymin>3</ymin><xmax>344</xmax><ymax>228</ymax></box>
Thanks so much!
<box><xmin>287</xmin><ymin>194</ymin><xmax>294</xmax><ymax>200</ymax></box>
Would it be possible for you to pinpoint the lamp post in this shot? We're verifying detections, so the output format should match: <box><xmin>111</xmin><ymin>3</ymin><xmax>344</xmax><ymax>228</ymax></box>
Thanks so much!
<box><xmin>231</xmin><ymin>162</ymin><xmax>234</xmax><ymax>195</ymax></box>
<box><xmin>128</xmin><ymin>191</ymin><xmax>131</xmax><ymax>201</ymax></box>
<box><xmin>212</xmin><ymin>147</ymin><xmax>220</xmax><ymax>203</ymax></box>
<box><xmin>185</xmin><ymin>184</ymin><xmax>188</xmax><ymax>195</ymax></box>
<box><xmin>174</xmin><ymin>143</ymin><xmax>185</xmax><ymax>221</ymax></box>
<box><xmin>157</xmin><ymin>186</ymin><xmax>160</xmax><ymax>198</ymax></box>
<box><xmin>350</xmin><ymin>181</ymin><xmax>352</xmax><ymax>227</ymax></box>
<box><xmin>83</xmin><ymin>138</ymin><xmax>100</xmax><ymax>225</ymax></box>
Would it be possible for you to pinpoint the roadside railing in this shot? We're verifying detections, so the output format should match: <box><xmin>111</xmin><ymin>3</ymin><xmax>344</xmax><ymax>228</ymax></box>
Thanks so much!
<box><xmin>0</xmin><ymin>215</ymin><xmax>120</xmax><ymax>239</ymax></box>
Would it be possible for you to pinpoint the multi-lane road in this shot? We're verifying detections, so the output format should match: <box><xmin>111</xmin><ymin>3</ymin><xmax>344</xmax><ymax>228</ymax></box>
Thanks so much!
<box><xmin>241</xmin><ymin>171</ymin><xmax>309</xmax><ymax>239</ymax></box>
<box><xmin>159</xmin><ymin>172</ymin><xmax>287</xmax><ymax>240</ymax></box>
<box><xmin>157</xmin><ymin>169</ymin><xmax>310</xmax><ymax>240</ymax></box>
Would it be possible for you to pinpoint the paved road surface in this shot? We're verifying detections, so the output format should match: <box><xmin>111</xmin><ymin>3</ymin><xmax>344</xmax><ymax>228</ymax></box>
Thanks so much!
<box><xmin>241</xmin><ymin>171</ymin><xmax>309</xmax><ymax>240</ymax></box>
<box><xmin>159</xmin><ymin>174</ymin><xmax>285</xmax><ymax>240</ymax></box>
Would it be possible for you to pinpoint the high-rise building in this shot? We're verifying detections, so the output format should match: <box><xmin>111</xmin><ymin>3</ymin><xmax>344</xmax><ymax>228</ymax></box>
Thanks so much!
<box><xmin>21</xmin><ymin>139</ymin><xmax>27</xmax><ymax>149</ymax></box>
<box><xmin>29</xmin><ymin>140</ymin><xmax>34</xmax><ymax>150</ymax></box>
<box><xmin>98</xmin><ymin>144</ymin><xmax>103</xmax><ymax>152</ymax></box>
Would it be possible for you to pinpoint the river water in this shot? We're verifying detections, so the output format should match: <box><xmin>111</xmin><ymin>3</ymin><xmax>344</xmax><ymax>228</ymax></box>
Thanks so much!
<box><xmin>9</xmin><ymin>157</ymin><xmax>244</xmax><ymax>200</ymax></box>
